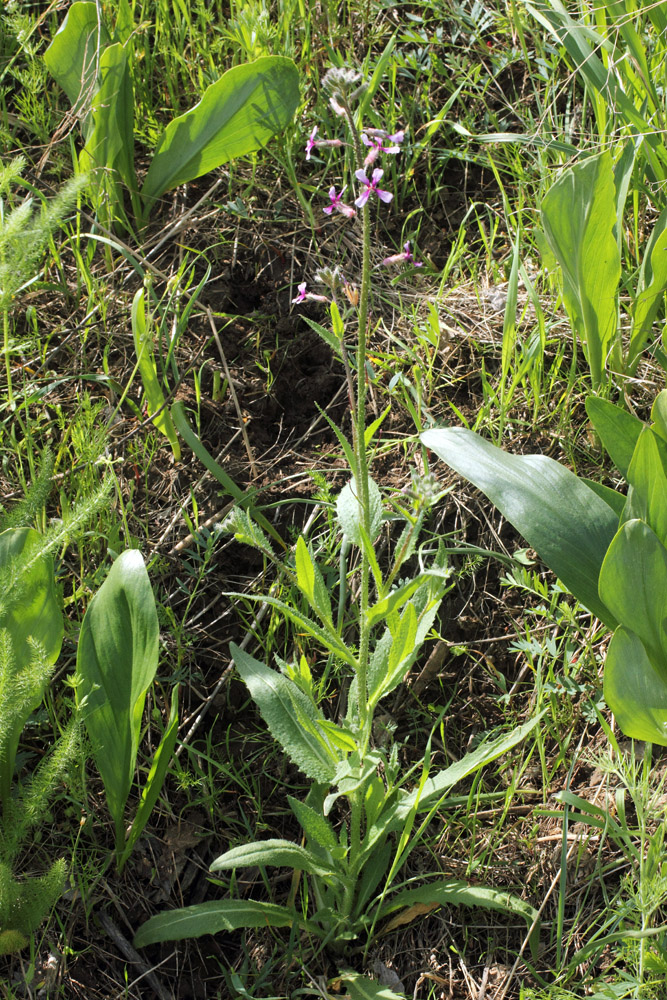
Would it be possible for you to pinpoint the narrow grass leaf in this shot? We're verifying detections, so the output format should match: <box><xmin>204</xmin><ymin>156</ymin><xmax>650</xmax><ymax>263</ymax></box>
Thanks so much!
<box><xmin>117</xmin><ymin>689</ymin><xmax>179</xmax><ymax>873</ymax></box>
<box><xmin>132</xmin><ymin>289</ymin><xmax>180</xmax><ymax>460</ymax></box>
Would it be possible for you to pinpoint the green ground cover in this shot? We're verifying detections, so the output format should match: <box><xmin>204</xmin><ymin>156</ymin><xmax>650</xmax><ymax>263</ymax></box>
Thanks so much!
<box><xmin>1</xmin><ymin>1</ymin><xmax>667</xmax><ymax>997</ymax></box>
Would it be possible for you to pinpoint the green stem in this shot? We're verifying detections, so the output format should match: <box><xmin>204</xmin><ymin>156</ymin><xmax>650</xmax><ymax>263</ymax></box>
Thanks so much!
<box><xmin>344</xmin><ymin>103</ymin><xmax>373</xmax><ymax>748</ymax></box>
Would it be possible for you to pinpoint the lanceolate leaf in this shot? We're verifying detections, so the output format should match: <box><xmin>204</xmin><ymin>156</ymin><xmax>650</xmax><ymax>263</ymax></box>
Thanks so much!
<box><xmin>210</xmin><ymin>838</ymin><xmax>338</xmax><ymax>878</ymax></box>
<box><xmin>422</xmin><ymin>427</ymin><xmax>618</xmax><ymax>627</ymax></box>
<box><xmin>231</xmin><ymin>644</ymin><xmax>339</xmax><ymax>782</ymax></box>
<box><xmin>393</xmin><ymin>714</ymin><xmax>543</xmax><ymax>823</ymax></box>
<box><xmin>133</xmin><ymin>899</ymin><xmax>299</xmax><ymax>948</ymax></box>
<box><xmin>141</xmin><ymin>57</ymin><xmax>300</xmax><ymax>208</ymax></box>
<box><xmin>378</xmin><ymin>880</ymin><xmax>539</xmax><ymax>959</ymax></box>
<box><xmin>76</xmin><ymin>551</ymin><xmax>159</xmax><ymax>849</ymax></box>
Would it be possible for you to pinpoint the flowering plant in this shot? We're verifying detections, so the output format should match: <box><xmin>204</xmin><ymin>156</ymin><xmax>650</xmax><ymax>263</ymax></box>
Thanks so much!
<box><xmin>134</xmin><ymin>66</ymin><xmax>541</xmax><ymax>991</ymax></box>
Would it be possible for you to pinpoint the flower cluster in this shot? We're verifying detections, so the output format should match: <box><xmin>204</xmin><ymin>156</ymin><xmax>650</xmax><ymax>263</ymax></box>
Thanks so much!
<box><xmin>293</xmin><ymin>67</ymin><xmax>422</xmax><ymax>305</ymax></box>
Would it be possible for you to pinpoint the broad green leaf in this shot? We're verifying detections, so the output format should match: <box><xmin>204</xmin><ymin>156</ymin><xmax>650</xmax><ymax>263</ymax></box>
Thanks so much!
<box><xmin>387</xmin><ymin>603</ymin><xmax>417</xmax><ymax>677</ymax></box>
<box><xmin>652</xmin><ymin>390</ymin><xmax>667</xmax><ymax>444</ymax></box>
<box><xmin>210</xmin><ymin>838</ymin><xmax>337</xmax><ymax>878</ymax></box>
<box><xmin>117</xmin><ymin>689</ymin><xmax>179</xmax><ymax>873</ymax></box>
<box><xmin>629</xmin><ymin>212</ymin><xmax>667</xmax><ymax>372</ymax></box>
<box><xmin>378</xmin><ymin>880</ymin><xmax>539</xmax><ymax>959</ymax></box>
<box><xmin>604</xmin><ymin>625</ymin><xmax>667</xmax><ymax>746</ymax></box>
<box><xmin>79</xmin><ymin>41</ymin><xmax>137</xmax><ymax>223</ymax></box>
<box><xmin>232</xmin><ymin>644</ymin><xmax>338</xmax><ymax>782</ymax></box>
<box><xmin>131</xmin><ymin>289</ymin><xmax>180</xmax><ymax>460</ymax></box>
<box><xmin>288</xmin><ymin>796</ymin><xmax>339</xmax><ymax>853</ymax></box>
<box><xmin>394</xmin><ymin>714</ymin><xmax>542</xmax><ymax>822</ymax></box>
<box><xmin>422</xmin><ymin>427</ymin><xmax>618</xmax><ymax>627</ymax></box>
<box><xmin>141</xmin><ymin>57</ymin><xmax>300</xmax><ymax>208</ymax></box>
<box><xmin>133</xmin><ymin>899</ymin><xmax>299</xmax><ymax>948</ymax></box>
<box><xmin>599</xmin><ymin>519</ymin><xmax>667</xmax><ymax>677</ymax></box>
<box><xmin>582</xmin><ymin>479</ymin><xmax>626</xmax><ymax>518</ymax></box>
<box><xmin>624</xmin><ymin>429</ymin><xmax>667</xmax><ymax>544</ymax></box>
<box><xmin>540</xmin><ymin>151</ymin><xmax>620</xmax><ymax>387</ymax></box>
<box><xmin>585</xmin><ymin>396</ymin><xmax>644</xmax><ymax>479</ymax></box>
<box><xmin>44</xmin><ymin>1</ymin><xmax>110</xmax><ymax>113</ymax></box>
<box><xmin>337</xmin><ymin>475</ymin><xmax>383</xmax><ymax>546</ymax></box>
<box><xmin>76</xmin><ymin>550</ymin><xmax>159</xmax><ymax>852</ymax></box>
<box><xmin>295</xmin><ymin>536</ymin><xmax>333</xmax><ymax>626</ymax></box>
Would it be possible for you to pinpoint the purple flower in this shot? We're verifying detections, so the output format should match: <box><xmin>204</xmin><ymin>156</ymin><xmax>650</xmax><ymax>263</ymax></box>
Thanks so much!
<box><xmin>361</xmin><ymin>131</ymin><xmax>404</xmax><ymax>166</ymax></box>
<box><xmin>323</xmin><ymin>185</ymin><xmax>356</xmax><ymax>219</ymax></box>
<box><xmin>291</xmin><ymin>281</ymin><xmax>328</xmax><ymax>304</ymax></box>
<box><xmin>382</xmin><ymin>241</ymin><xmax>423</xmax><ymax>267</ymax></box>
<box><xmin>305</xmin><ymin>126</ymin><xmax>318</xmax><ymax>160</ymax></box>
<box><xmin>354</xmin><ymin>168</ymin><xmax>394</xmax><ymax>208</ymax></box>
<box><xmin>305</xmin><ymin>125</ymin><xmax>345</xmax><ymax>161</ymax></box>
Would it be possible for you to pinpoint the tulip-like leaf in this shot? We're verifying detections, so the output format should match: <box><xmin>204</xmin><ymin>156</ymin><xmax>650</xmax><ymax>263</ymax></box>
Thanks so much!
<box><xmin>422</xmin><ymin>427</ymin><xmax>618</xmax><ymax>627</ymax></box>
<box><xmin>604</xmin><ymin>626</ymin><xmax>667</xmax><ymax>746</ymax></box>
<box><xmin>540</xmin><ymin>150</ymin><xmax>620</xmax><ymax>387</ymax></box>
<box><xmin>78</xmin><ymin>42</ymin><xmax>137</xmax><ymax>222</ymax></box>
<box><xmin>141</xmin><ymin>56</ymin><xmax>300</xmax><ymax>209</ymax></box>
<box><xmin>76</xmin><ymin>550</ymin><xmax>159</xmax><ymax>855</ymax></box>
<box><xmin>585</xmin><ymin>396</ymin><xmax>644</xmax><ymax>480</ymax></box>
<box><xmin>599</xmin><ymin>519</ymin><xmax>667</xmax><ymax>679</ymax></box>
<box><xmin>44</xmin><ymin>1</ymin><xmax>110</xmax><ymax>114</ymax></box>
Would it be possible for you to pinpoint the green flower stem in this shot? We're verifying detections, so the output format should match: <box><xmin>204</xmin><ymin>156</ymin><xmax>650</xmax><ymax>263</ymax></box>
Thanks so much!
<box><xmin>344</xmin><ymin>102</ymin><xmax>373</xmax><ymax>746</ymax></box>
<box><xmin>341</xmin><ymin>791</ymin><xmax>362</xmax><ymax>920</ymax></box>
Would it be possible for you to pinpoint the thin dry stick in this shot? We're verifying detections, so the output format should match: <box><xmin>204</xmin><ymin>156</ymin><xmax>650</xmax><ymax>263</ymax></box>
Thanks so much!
<box><xmin>206</xmin><ymin>306</ymin><xmax>258</xmax><ymax>480</ymax></box>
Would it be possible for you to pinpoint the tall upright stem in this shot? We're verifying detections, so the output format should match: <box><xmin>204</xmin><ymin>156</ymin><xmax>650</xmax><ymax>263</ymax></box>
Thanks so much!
<box><xmin>345</xmin><ymin>105</ymin><xmax>372</xmax><ymax>746</ymax></box>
